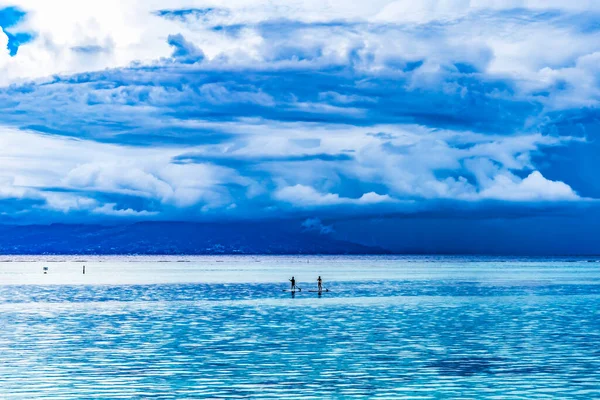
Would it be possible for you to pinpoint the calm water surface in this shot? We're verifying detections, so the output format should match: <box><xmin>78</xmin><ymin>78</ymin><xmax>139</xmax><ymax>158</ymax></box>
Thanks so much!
<box><xmin>1</xmin><ymin>256</ymin><xmax>599</xmax><ymax>399</ymax></box>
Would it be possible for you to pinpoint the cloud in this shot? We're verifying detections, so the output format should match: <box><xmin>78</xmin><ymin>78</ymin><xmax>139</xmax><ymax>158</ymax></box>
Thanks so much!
<box><xmin>480</xmin><ymin>171</ymin><xmax>579</xmax><ymax>201</ymax></box>
<box><xmin>167</xmin><ymin>33</ymin><xmax>205</xmax><ymax>64</ymax></box>
<box><xmin>154</xmin><ymin>7</ymin><xmax>229</xmax><ymax>23</ymax></box>
<box><xmin>0</xmin><ymin>0</ymin><xmax>596</xmax><ymax>99</ymax></box>
<box><xmin>275</xmin><ymin>184</ymin><xmax>396</xmax><ymax>207</ymax></box>
<box><xmin>301</xmin><ymin>217</ymin><xmax>334</xmax><ymax>234</ymax></box>
<box><xmin>40</xmin><ymin>192</ymin><xmax>97</xmax><ymax>213</ymax></box>
<box><xmin>0</xmin><ymin>114</ymin><xmax>587</xmax><ymax>222</ymax></box>
<box><xmin>0</xmin><ymin>27</ymin><xmax>9</xmax><ymax>62</ymax></box>
<box><xmin>0</xmin><ymin>1</ymin><xmax>597</xmax><ymax>222</ymax></box>
<box><xmin>93</xmin><ymin>203</ymin><xmax>159</xmax><ymax>217</ymax></box>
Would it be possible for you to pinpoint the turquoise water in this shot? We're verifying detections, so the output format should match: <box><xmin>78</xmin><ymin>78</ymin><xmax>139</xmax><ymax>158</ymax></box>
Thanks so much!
<box><xmin>1</xmin><ymin>256</ymin><xmax>600</xmax><ymax>398</ymax></box>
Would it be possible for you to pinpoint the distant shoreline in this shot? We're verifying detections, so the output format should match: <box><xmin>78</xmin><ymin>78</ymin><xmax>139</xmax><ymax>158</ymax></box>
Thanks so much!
<box><xmin>1</xmin><ymin>254</ymin><xmax>599</xmax><ymax>261</ymax></box>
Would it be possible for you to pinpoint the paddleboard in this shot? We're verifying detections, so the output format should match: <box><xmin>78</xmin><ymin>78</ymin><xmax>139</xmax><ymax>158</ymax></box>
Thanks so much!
<box><xmin>282</xmin><ymin>289</ymin><xmax>301</xmax><ymax>292</ymax></box>
<box><xmin>308</xmin><ymin>289</ymin><xmax>330</xmax><ymax>293</ymax></box>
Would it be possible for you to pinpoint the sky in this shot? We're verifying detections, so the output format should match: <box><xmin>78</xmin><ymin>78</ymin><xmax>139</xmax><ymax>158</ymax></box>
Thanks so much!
<box><xmin>0</xmin><ymin>1</ymin><xmax>599</xmax><ymax>252</ymax></box>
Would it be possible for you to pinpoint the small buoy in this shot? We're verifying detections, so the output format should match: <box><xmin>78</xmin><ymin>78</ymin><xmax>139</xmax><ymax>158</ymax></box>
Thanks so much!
<box><xmin>43</xmin><ymin>266</ymin><xmax>48</xmax><ymax>274</ymax></box>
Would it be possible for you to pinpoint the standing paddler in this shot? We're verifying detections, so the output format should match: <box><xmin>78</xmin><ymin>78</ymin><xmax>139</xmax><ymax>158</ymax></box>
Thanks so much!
<box><xmin>317</xmin><ymin>276</ymin><xmax>323</xmax><ymax>292</ymax></box>
<box><xmin>290</xmin><ymin>276</ymin><xmax>297</xmax><ymax>291</ymax></box>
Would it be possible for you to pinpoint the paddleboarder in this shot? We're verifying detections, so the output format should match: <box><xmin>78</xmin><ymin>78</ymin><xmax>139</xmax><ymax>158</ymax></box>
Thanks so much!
<box><xmin>289</xmin><ymin>276</ymin><xmax>297</xmax><ymax>291</ymax></box>
<box><xmin>317</xmin><ymin>276</ymin><xmax>323</xmax><ymax>292</ymax></box>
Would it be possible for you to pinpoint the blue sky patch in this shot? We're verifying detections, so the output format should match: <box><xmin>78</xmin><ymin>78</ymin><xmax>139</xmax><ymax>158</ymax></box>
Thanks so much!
<box><xmin>0</xmin><ymin>6</ymin><xmax>33</xmax><ymax>56</ymax></box>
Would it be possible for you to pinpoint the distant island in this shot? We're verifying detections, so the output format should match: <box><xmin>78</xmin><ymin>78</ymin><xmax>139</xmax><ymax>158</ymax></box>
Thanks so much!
<box><xmin>0</xmin><ymin>221</ymin><xmax>389</xmax><ymax>255</ymax></box>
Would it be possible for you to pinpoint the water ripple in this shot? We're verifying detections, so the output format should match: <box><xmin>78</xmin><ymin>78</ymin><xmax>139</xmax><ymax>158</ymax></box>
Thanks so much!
<box><xmin>1</xmin><ymin>260</ymin><xmax>600</xmax><ymax>398</ymax></box>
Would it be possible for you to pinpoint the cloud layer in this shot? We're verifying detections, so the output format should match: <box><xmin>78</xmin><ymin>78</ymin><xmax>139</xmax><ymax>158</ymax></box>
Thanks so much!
<box><xmin>0</xmin><ymin>0</ymin><xmax>598</xmax><ymax>222</ymax></box>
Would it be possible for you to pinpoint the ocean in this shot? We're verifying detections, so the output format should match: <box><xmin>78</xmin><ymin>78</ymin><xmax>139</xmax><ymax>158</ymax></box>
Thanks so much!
<box><xmin>1</xmin><ymin>256</ymin><xmax>599</xmax><ymax>398</ymax></box>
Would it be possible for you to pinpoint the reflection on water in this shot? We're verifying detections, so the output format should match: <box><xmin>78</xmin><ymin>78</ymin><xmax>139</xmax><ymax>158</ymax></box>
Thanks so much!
<box><xmin>1</xmin><ymin>256</ymin><xmax>599</xmax><ymax>398</ymax></box>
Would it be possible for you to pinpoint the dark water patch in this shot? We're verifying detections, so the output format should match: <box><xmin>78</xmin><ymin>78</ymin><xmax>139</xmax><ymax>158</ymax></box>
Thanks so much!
<box><xmin>429</xmin><ymin>356</ymin><xmax>505</xmax><ymax>376</ymax></box>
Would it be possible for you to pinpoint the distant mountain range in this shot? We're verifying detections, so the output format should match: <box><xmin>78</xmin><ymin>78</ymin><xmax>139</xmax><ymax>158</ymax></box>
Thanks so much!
<box><xmin>0</xmin><ymin>222</ymin><xmax>389</xmax><ymax>255</ymax></box>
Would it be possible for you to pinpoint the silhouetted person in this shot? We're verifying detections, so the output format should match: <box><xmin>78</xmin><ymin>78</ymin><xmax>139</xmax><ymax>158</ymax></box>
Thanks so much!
<box><xmin>83</xmin><ymin>265</ymin><xmax>86</xmax><ymax>275</ymax></box>
<box><xmin>317</xmin><ymin>276</ymin><xmax>322</xmax><ymax>292</ymax></box>
<box><xmin>290</xmin><ymin>276</ymin><xmax>296</xmax><ymax>291</ymax></box>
